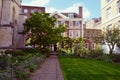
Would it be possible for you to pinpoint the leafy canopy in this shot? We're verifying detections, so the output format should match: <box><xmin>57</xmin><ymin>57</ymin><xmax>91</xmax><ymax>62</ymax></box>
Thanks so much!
<box><xmin>24</xmin><ymin>12</ymin><xmax>67</xmax><ymax>48</ymax></box>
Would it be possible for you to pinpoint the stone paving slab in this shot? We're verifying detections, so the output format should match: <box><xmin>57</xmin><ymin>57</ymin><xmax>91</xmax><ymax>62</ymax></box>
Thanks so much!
<box><xmin>30</xmin><ymin>55</ymin><xmax>64</xmax><ymax>80</ymax></box>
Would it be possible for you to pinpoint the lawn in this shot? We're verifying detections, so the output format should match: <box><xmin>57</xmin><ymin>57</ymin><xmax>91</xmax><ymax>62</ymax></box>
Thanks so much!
<box><xmin>59</xmin><ymin>56</ymin><xmax>120</xmax><ymax>80</ymax></box>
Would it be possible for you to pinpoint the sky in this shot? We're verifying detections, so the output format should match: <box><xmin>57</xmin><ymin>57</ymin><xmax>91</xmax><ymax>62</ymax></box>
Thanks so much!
<box><xmin>22</xmin><ymin>0</ymin><xmax>100</xmax><ymax>21</ymax></box>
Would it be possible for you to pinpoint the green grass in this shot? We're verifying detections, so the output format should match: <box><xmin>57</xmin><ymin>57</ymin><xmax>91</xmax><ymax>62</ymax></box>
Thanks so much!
<box><xmin>59</xmin><ymin>56</ymin><xmax>120</xmax><ymax>80</ymax></box>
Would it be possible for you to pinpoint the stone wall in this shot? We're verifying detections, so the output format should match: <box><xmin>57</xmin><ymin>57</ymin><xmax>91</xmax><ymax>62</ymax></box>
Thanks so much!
<box><xmin>0</xmin><ymin>0</ymin><xmax>25</xmax><ymax>49</ymax></box>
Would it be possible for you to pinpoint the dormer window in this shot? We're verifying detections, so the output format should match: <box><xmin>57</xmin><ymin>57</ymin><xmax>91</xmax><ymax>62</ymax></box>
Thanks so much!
<box><xmin>68</xmin><ymin>13</ymin><xmax>74</xmax><ymax>18</ymax></box>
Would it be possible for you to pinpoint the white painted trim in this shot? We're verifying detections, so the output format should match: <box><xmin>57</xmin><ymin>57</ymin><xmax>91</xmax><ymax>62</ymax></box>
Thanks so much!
<box><xmin>57</xmin><ymin>18</ymin><xmax>83</xmax><ymax>21</ymax></box>
<box><xmin>50</xmin><ymin>11</ymin><xmax>68</xmax><ymax>19</ymax></box>
<box><xmin>101</xmin><ymin>13</ymin><xmax>120</xmax><ymax>25</ymax></box>
<box><xmin>101</xmin><ymin>0</ymin><xmax>114</xmax><ymax>10</ymax></box>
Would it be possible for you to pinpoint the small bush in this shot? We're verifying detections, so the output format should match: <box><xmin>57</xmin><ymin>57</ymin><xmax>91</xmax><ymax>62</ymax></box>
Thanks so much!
<box><xmin>14</xmin><ymin>69</ymin><xmax>28</xmax><ymax>80</ymax></box>
<box><xmin>110</xmin><ymin>54</ymin><xmax>120</xmax><ymax>63</ymax></box>
<box><xmin>0</xmin><ymin>56</ymin><xmax>9</xmax><ymax>70</ymax></box>
<box><xmin>41</xmin><ymin>48</ymin><xmax>51</xmax><ymax>57</ymax></box>
<box><xmin>5</xmin><ymin>50</ymin><xmax>26</xmax><ymax>56</ymax></box>
<box><xmin>22</xmin><ymin>48</ymin><xmax>40</xmax><ymax>54</ymax></box>
<box><xmin>100</xmin><ymin>54</ymin><xmax>112</xmax><ymax>62</ymax></box>
<box><xmin>88</xmin><ymin>48</ymin><xmax>103</xmax><ymax>59</ymax></box>
<box><xmin>74</xmin><ymin>43</ymin><xmax>88</xmax><ymax>58</ymax></box>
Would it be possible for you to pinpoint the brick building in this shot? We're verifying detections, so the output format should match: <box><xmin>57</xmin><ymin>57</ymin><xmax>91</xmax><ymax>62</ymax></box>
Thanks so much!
<box><xmin>0</xmin><ymin>0</ymin><xmax>25</xmax><ymax>49</ymax></box>
<box><xmin>50</xmin><ymin>7</ymin><xmax>83</xmax><ymax>39</ymax></box>
<box><xmin>84</xmin><ymin>18</ymin><xmax>102</xmax><ymax>49</ymax></box>
<box><xmin>22</xmin><ymin>5</ymin><xmax>45</xmax><ymax>18</ymax></box>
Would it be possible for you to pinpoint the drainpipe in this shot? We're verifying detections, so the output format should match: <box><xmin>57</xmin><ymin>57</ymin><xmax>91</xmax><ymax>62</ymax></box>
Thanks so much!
<box><xmin>0</xmin><ymin>0</ymin><xmax>3</xmax><ymax>25</ymax></box>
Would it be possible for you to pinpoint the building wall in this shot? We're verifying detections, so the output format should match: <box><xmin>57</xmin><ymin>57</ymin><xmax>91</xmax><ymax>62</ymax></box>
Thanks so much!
<box><xmin>101</xmin><ymin>0</ymin><xmax>120</xmax><ymax>29</ymax></box>
<box><xmin>83</xmin><ymin>18</ymin><xmax>102</xmax><ymax>50</ymax></box>
<box><xmin>22</xmin><ymin>5</ymin><xmax>45</xmax><ymax>18</ymax></box>
<box><xmin>56</xmin><ymin>19</ymin><xmax>82</xmax><ymax>38</ymax></box>
<box><xmin>0</xmin><ymin>0</ymin><xmax>25</xmax><ymax>49</ymax></box>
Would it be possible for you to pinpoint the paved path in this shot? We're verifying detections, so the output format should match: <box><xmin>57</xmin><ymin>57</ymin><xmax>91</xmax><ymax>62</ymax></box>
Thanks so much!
<box><xmin>30</xmin><ymin>55</ymin><xmax>64</xmax><ymax>80</ymax></box>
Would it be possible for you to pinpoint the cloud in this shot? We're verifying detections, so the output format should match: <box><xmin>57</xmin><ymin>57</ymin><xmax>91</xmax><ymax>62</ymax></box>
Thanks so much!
<box><xmin>22</xmin><ymin>0</ymin><xmax>50</xmax><ymax>6</ymax></box>
<box><xmin>22</xmin><ymin>0</ymin><xmax>91</xmax><ymax>20</ymax></box>
<box><xmin>46</xmin><ymin>3</ymin><xmax>91</xmax><ymax>20</ymax></box>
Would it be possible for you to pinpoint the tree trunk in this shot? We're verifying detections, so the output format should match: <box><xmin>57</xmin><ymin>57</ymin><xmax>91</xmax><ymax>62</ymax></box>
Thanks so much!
<box><xmin>108</xmin><ymin>44</ymin><xmax>115</xmax><ymax>55</ymax></box>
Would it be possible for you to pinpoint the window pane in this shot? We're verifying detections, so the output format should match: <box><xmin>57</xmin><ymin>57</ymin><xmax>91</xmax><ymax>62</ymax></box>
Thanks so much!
<box><xmin>107</xmin><ymin>7</ymin><xmax>111</xmax><ymax>19</ymax></box>
<box><xmin>24</xmin><ymin>9</ymin><xmax>28</xmax><ymax>14</ymax></box>
<box><xmin>31</xmin><ymin>10</ymin><xmax>34</xmax><ymax>13</ymax></box>
<box><xmin>76</xmin><ymin>21</ymin><xmax>80</xmax><ymax>27</ymax></box>
<box><xmin>68</xmin><ymin>13</ymin><xmax>74</xmax><ymax>18</ymax></box>
<box><xmin>69</xmin><ymin>21</ymin><xmax>73</xmax><ymax>27</ymax></box>
<box><xmin>61</xmin><ymin>21</ymin><xmax>65</xmax><ymax>26</ymax></box>
<box><xmin>69</xmin><ymin>30</ymin><xmax>73</xmax><ymax>38</ymax></box>
<box><xmin>38</xmin><ymin>10</ymin><xmax>41</xmax><ymax>13</ymax></box>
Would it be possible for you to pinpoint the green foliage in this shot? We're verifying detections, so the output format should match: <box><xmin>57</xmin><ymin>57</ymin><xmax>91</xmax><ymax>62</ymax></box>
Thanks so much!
<box><xmin>14</xmin><ymin>69</ymin><xmax>29</xmax><ymax>80</ymax></box>
<box><xmin>24</xmin><ymin>12</ymin><xmax>67</xmax><ymax>48</ymax></box>
<box><xmin>0</xmin><ymin>48</ymin><xmax>46</xmax><ymax>80</ymax></box>
<box><xmin>0</xmin><ymin>56</ymin><xmax>8</xmax><ymax>70</ymax></box>
<box><xmin>103</xmin><ymin>26</ymin><xmax>120</xmax><ymax>54</ymax></box>
<box><xmin>100</xmin><ymin>54</ymin><xmax>112</xmax><ymax>62</ymax></box>
<box><xmin>88</xmin><ymin>48</ymin><xmax>103</xmax><ymax>59</ymax></box>
<box><xmin>109</xmin><ymin>54</ymin><xmax>120</xmax><ymax>63</ymax></box>
<box><xmin>74</xmin><ymin>38</ymin><xmax>88</xmax><ymax>58</ymax></box>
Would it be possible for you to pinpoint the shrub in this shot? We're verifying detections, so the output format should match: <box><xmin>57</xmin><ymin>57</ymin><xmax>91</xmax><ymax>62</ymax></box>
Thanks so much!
<box><xmin>100</xmin><ymin>54</ymin><xmax>112</xmax><ymax>62</ymax></box>
<box><xmin>22</xmin><ymin>48</ymin><xmax>40</xmax><ymax>54</ymax></box>
<box><xmin>5</xmin><ymin>50</ymin><xmax>26</xmax><ymax>56</ymax></box>
<box><xmin>0</xmin><ymin>56</ymin><xmax>9</xmax><ymax>70</ymax></box>
<box><xmin>110</xmin><ymin>54</ymin><xmax>120</xmax><ymax>63</ymax></box>
<box><xmin>14</xmin><ymin>69</ymin><xmax>28</xmax><ymax>80</ymax></box>
<box><xmin>88</xmin><ymin>48</ymin><xmax>103</xmax><ymax>59</ymax></box>
<box><xmin>40</xmin><ymin>48</ymin><xmax>51</xmax><ymax>57</ymax></box>
<box><xmin>74</xmin><ymin>43</ymin><xmax>88</xmax><ymax>58</ymax></box>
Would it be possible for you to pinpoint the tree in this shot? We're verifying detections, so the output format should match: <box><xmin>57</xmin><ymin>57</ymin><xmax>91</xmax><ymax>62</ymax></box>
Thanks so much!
<box><xmin>103</xmin><ymin>26</ymin><xmax>120</xmax><ymax>54</ymax></box>
<box><xmin>24</xmin><ymin>12</ymin><xmax>67</xmax><ymax>49</ymax></box>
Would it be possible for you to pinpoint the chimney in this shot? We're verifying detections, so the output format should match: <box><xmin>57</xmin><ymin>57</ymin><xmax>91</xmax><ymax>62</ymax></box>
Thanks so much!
<box><xmin>79</xmin><ymin>6</ymin><xmax>83</xmax><ymax>18</ymax></box>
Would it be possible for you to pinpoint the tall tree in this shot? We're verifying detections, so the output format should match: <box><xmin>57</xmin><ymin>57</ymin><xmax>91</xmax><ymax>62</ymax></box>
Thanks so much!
<box><xmin>103</xmin><ymin>26</ymin><xmax>120</xmax><ymax>54</ymax></box>
<box><xmin>24</xmin><ymin>12</ymin><xmax>67</xmax><ymax>49</ymax></box>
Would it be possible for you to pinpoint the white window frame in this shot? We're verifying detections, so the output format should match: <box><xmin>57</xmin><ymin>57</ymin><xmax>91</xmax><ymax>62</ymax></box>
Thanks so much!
<box><xmin>24</xmin><ymin>9</ymin><xmax>28</xmax><ymax>14</ymax></box>
<box><xmin>69</xmin><ymin>21</ymin><xmax>73</xmax><ymax>28</ymax></box>
<box><xmin>107</xmin><ymin>0</ymin><xmax>111</xmax><ymax>3</ymax></box>
<box><xmin>68</xmin><ymin>13</ymin><xmax>74</xmax><ymax>18</ymax></box>
<box><xmin>117</xmin><ymin>1</ymin><xmax>120</xmax><ymax>13</ymax></box>
<box><xmin>69</xmin><ymin>30</ymin><xmax>73</xmax><ymax>38</ymax></box>
<box><xmin>31</xmin><ymin>9</ymin><xmax>34</xmax><ymax>13</ymax></box>
<box><xmin>76</xmin><ymin>30</ymin><xmax>80</xmax><ymax>38</ymax></box>
<box><xmin>61</xmin><ymin>21</ymin><xmax>65</xmax><ymax>26</ymax></box>
<box><xmin>107</xmin><ymin>7</ymin><xmax>111</xmax><ymax>20</ymax></box>
<box><xmin>76</xmin><ymin>21</ymin><xmax>80</xmax><ymax>27</ymax></box>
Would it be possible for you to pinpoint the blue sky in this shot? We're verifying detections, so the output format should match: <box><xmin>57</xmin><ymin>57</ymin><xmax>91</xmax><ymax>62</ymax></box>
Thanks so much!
<box><xmin>22</xmin><ymin>0</ymin><xmax>100</xmax><ymax>20</ymax></box>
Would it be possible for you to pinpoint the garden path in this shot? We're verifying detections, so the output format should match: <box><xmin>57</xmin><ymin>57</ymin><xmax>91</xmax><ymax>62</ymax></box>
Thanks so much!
<box><xmin>30</xmin><ymin>54</ymin><xmax>64</xmax><ymax>80</ymax></box>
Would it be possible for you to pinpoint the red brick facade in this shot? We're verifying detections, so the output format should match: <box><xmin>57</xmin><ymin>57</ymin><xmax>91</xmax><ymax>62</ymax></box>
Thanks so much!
<box><xmin>50</xmin><ymin>6</ymin><xmax>83</xmax><ymax>39</ymax></box>
<box><xmin>83</xmin><ymin>18</ymin><xmax>102</xmax><ymax>50</ymax></box>
<box><xmin>22</xmin><ymin>5</ymin><xmax>45</xmax><ymax>18</ymax></box>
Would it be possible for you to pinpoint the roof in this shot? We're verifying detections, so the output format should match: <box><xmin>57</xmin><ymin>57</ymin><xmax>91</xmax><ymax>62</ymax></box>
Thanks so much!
<box><xmin>62</xmin><ymin>13</ymin><xmax>80</xmax><ymax>18</ymax></box>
